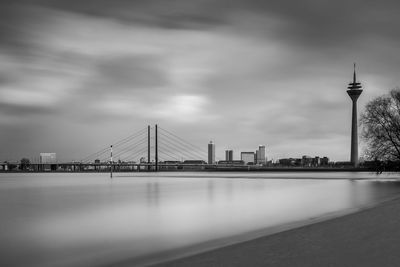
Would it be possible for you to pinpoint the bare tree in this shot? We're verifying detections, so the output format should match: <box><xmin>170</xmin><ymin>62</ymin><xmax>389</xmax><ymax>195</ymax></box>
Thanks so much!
<box><xmin>360</xmin><ymin>88</ymin><xmax>400</xmax><ymax>161</ymax></box>
<box><xmin>20</xmin><ymin>158</ymin><xmax>30</xmax><ymax>170</ymax></box>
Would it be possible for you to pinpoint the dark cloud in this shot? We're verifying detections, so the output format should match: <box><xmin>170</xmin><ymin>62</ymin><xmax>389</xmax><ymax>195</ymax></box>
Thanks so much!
<box><xmin>60</xmin><ymin>54</ymin><xmax>171</xmax><ymax>122</ymax></box>
<box><xmin>230</xmin><ymin>0</ymin><xmax>400</xmax><ymax>45</ymax></box>
<box><xmin>94</xmin><ymin>55</ymin><xmax>169</xmax><ymax>90</ymax></box>
<box><xmin>3</xmin><ymin>0</ymin><xmax>400</xmax><ymax>54</ymax></box>
<box><xmin>34</xmin><ymin>0</ymin><xmax>400</xmax><ymax>46</ymax></box>
<box><xmin>0</xmin><ymin>72</ymin><xmax>13</xmax><ymax>85</ymax></box>
<box><xmin>0</xmin><ymin>103</ymin><xmax>56</xmax><ymax>116</ymax></box>
<box><xmin>0</xmin><ymin>2</ymin><xmax>46</xmax><ymax>57</ymax></box>
<box><xmin>8</xmin><ymin>0</ymin><xmax>227</xmax><ymax>30</ymax></box>
<box><xmin>0</xmin><ymin>3</ymin><xmax>27</xmax><ymax>52</ymax></box>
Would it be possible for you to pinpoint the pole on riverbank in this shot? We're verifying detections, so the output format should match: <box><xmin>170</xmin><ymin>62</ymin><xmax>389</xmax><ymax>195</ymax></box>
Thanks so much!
<box><xmin>110</xmin><ymin>145</ymin><xmax>113</xmax><ymax>178</ymax></box>
<box><xmin>148</xmin><ymin>125</ymin><xmax>150</xmax><ymax>171</ymax></box>
<box><xmin>155</xmin><ymin>124</ymin><xmax>158</xmax><ymax>172</ymax></box>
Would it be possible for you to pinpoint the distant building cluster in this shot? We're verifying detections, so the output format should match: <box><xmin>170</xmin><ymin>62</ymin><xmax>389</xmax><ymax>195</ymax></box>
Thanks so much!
<box><xmin>207</xmin><ymin>141</ymin><xmax>269</xmax><ymax>166</ymax></box>
<box><xmin>239</xmin><ymin>145</ymin><xmax>267</xmax><ymax>165</ymax></box>
<box><xmin>278</xmin><ymin>156</ymin><xmax>330</xmax><ymax>167</ymax></box>
<box><xmin>205</xmin><ymin>141</ymin><xmax>332</xmax><ymax>168</ymax></box>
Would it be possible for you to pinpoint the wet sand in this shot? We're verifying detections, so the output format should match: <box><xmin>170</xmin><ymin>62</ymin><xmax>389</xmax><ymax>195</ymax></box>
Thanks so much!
<box><xmin>150</xmin><ymin>196</ymin><xmax>400</xmax><ymax>267</ymax></box>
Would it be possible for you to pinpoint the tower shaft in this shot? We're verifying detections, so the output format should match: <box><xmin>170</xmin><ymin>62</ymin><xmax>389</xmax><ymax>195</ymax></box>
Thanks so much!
<box><xmin>350</xmin><ymin>99</ymin><xmax>359</xmax><ymax>166</ymax></box>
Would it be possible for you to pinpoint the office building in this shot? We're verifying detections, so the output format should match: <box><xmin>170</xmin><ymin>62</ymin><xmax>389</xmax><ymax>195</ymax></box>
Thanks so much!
<box><xmin>241</xmin><ymin>152</ymin><xmax>255</xmax><ymax>165</ymax></box>
<box><xmin>208</xmin><ymin>141</ymin><xmax>215</xmax><ymax>164</ymax></box>
<box><xmin>256</xmin><ymin>145</ymin><xmax>266</xmax><ymax>165</ymax></box>
<box><xmin>225</xmin><ymin>149</ymin><xmax>233</xmax><ymax>161</ymax></box>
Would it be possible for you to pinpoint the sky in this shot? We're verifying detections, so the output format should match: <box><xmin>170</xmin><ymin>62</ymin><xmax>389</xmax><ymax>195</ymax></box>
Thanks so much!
<box><xmin>1</xmin><ymin>0</ymin><xmax>400</xmax><ymax>163</ymax></box>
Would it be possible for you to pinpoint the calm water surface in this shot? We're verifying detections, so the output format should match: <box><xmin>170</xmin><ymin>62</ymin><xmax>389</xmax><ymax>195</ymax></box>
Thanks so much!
<box><xmin>1</xmin><ymin>172</ymin><xmax>400</xmax><ymax>266</ymax></box>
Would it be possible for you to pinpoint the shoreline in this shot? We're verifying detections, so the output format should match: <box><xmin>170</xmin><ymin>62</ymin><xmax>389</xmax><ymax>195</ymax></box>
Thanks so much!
<box><xmin>0</xmin><ymin>168</ymin><xmax>381</xmax><ymax>173</ymax></box>
<box><xmin>110</xmin><ymin>193</ymin><xmax>400</xmax><ymax>267</ymax></box>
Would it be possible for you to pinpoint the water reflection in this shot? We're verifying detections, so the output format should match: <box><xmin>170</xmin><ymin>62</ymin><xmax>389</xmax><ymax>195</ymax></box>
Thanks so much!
<box><xmin>146</xmin><ymin>182</ymin><xmax>159</xmax><ymax>207</ymax></box>
<box><xmin>0</xmin><ymin>172</ymin><xmax>400</xmax><ymax>267</ymax></box>
<box><xmin>348</xmin><ymin>180</ymin><xmax>370</xmax><ymax>207</ymax></box>
<box><xmin>225</xmin><ymin>179</ymin><xmax>233</xmax><ymax>199</ymax></box>
<box><xmin>207</xmin><ymin>180</ymin><xmax>214</xmax><ymax>202</ymax></box>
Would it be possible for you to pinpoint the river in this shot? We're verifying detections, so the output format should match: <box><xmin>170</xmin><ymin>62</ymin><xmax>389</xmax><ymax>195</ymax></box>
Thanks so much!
<box><xmin>1</xmin><ymin>172</ymin><xmax>400</xmax><ymax>266</ymax></box>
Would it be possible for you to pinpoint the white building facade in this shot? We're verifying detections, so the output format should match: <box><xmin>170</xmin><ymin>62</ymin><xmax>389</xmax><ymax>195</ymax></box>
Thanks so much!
<box><xmin>241</xmin><ymin>152</ymin><xmax>255</xmax><ymax>165</ymax></box>
<box><xmin>40</xmin><ymin>153</ymin><xmax>57</xmax><ymax>164</ymax></box>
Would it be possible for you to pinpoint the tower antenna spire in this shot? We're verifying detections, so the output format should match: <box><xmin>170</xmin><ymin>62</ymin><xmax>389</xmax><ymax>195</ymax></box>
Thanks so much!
<box><xmin>353</xmin><ymin>62</ymin><xmax>357</xmax><ymax>83</ymax></box>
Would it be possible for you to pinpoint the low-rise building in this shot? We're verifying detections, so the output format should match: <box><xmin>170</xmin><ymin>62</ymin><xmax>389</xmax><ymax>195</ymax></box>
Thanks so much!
<box><xmin>40</xmin><ymin>153</ymin><xmax>57</xmax><ymax>171</ymax></box>
<box><xmin>241</xmin><ymin>152</ymin><xmax>255</xmax><ymax>165</ymax></box>
<box><xmin>40</xmin><ymin>153</ymin><xmax>56</xmax><ymax>164</ymax></box>
<box><xmin>182</xmin><ymin>160</ymin><xmax>207</xmax><ymax>170</ymax></box>
<box><xmin>217</xmin><ymin>160</ymin><xmax>245</xmax><ymax>165</ymax></box>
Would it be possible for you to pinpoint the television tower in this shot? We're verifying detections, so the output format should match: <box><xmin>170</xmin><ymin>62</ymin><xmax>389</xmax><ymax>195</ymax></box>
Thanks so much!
<box><xmin>347</xmin><ymin>63</ymin><xmax>363</xmax><ymax>167</ymax></box>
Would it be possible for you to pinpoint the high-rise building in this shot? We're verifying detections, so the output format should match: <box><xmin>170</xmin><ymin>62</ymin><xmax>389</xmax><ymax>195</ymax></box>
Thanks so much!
<box><xmin>241</xmin><ymin>152</ymin><xmax>255</xmax><ymax>165</ymax></box>
<box><xmin>225</xmin><ymin>149</ymin><xmax>233</xmax><ymax>161</ymax></box>
<box><xmin>347</xmin><ymin>63</ymin><xmax>363</xmax><ymax>167</ymax></box>
<box><xmin>40</xmin><ymin>153</ymin><xmax>56</xmax><ymax>164</ymax></box>
<box><xmin>256</xmin><ymin>145</ymin><xmax>266</xmax><ymax>165</ymax></box>
<box><xmin>208</xmin><ymin>141</ymin><xmax>215</xmax><ymax>164</ymax></box>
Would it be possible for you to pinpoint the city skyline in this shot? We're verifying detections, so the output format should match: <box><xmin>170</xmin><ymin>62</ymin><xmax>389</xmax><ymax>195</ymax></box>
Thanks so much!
<box><xmin>30</xmin><ymin>138</ymin><xmax>331</xmax><ymax>165</ymax></box>
<box><xmin>1</xmin><ymin>1</ymin><xmax>400</xmax><ymax>162</ymax></box>
<box><xmin>14</xmin><ymin>136</ymin><xmax>332</xmax><ymax>165</ymax></box>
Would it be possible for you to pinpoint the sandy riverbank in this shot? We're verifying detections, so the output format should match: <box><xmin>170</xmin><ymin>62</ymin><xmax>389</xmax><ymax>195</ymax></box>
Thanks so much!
<box><xmin>148</xmin><ymin>196</ymin><xmax>400</xmax><ymax>267</ymax></box>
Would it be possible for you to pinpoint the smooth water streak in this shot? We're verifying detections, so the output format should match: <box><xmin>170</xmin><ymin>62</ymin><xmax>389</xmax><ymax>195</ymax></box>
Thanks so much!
<box><xmin>0</xmin><ymin>172</ymin><xmax>399</xmax><ymax>266</ymax></box>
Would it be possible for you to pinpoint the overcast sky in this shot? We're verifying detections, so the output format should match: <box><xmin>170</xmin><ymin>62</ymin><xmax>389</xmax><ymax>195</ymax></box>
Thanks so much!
<box><xmin>1</xmin><ymin>0</ymin><xmax>400</xmax><ymax>162</ymax></box>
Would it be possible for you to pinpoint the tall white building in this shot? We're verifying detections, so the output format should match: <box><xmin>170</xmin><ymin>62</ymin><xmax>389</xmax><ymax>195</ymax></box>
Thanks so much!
<box><xmin>208</xmin><ymin>141</ymin><xmax>215</xmax><ymax>164</ymax></box>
